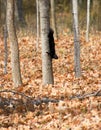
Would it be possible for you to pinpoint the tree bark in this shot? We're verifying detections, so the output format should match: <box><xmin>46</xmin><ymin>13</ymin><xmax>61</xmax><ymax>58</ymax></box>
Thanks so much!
<box><xmin>50</xmin><ymin>0</ymin><xmax>58</xmax><ymax>39</ymax></box>
<box><xmin>3</xmin><ymin>24</ymin><xmax>8</xmax><ymax>74</ymax></box>
<box><xmin>0</xmin><ymin>0</ymin><xmax>7</xmax><ymax>25</ymax></box>
<box><xmin>3</xmin><ymin>0</ymin><xmax>8</xmax><ymax>74</ymax></box>
<box><xmin>14</xmin><ymin>0</ymin><xmax>26</xmax><ymax>27</ymax></box>
<box><xmin>6</xmin><ymin>0</ymin><xmax>22</xmax><ymax>87</ymax></box>
<box><xmin>72</xmin><ymin>0</ymin><xmax>81</xmax><ymax>77</ymax></box>
<box><xmin>39</xmin><ymin>0</ymin><xmax>54</xmax><ymax>85</ymax></box>
<box><xmin>97</xmin><ymin>0</ymin><xmax>101</xmax><ymax>31</ymax></box>
<box><xmin>86</xmin><ymin>0</ymin><xmax>90</xmax><ymax>42</ymax></box>
<box><xmin>36</xmin><ymin>0</ymin><xmax>40</xmax><ymax>50</ymax></box>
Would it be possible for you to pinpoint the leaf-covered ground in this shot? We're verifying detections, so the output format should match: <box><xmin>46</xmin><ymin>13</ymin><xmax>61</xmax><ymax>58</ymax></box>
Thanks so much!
<box><xmin>0</xmin><ymin>31</ymin><xmax>101</xmax><ymax>130</ymax></box>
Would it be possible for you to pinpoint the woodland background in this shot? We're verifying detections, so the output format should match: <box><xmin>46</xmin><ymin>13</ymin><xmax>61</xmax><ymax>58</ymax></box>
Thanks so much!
<box><xmin>0</xmin><ymin>0</ymin><xmax>101</xmax><ymax>33</ymax></box>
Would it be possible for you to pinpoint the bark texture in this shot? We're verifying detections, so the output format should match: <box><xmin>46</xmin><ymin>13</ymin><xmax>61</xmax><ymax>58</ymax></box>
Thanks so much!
<box><xmin>86</xmin><ymin>0</ymin><xmax>90</xmax><ymax>42</ymax></box>
<box><xmin>72</xmin><ymin>0</ymin><xmax>81</xmax><ymax>77</ymax></box>
<box><xmin>50</xmin><ymin>0</ymin><xmax>58</xmax><ymax>39</ymax></box>
<box><xmin>7</xmin><ymin>0</ymin><xmax>22</xmax><ymax>87</ymax></box>
<box><xmin>40</xmin><ymin>0</ymin><xmax>54</xmax><ymax>85</ymax></box>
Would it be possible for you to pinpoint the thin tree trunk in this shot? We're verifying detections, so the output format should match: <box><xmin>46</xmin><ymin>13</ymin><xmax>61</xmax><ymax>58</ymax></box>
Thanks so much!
<box><xmin>3</xmin><ymin>24</ymin><xmax>8</xmax><ymax>74</ymax></box>
<box><xmin>72</xmin><ymin>0</ymin><xmax>81</xmax><ymax>77</ymax></box>
<box><xmin>6</xmin><ymin>0</ymin><xmax>22</xmax><ymax>87</ymax></box>
<box><xmin>0</xmin><ymin>0</ymin><xmax>6</xmax><ymax>25</ymax></box>
<box><xmin>39</xmin><ymin>0</ymin><xmax>54</xmax><ymax>85</ymax></box>
<box><xmin>50</xmin><ymin>0</ymin><xmax>58</xmax><ymax>39</ymax></box>
<box><xmin>16</xmin><ymin>0</ymin><xmax>26</xmax><ymax>27</ymax></box>
<box><xmin>14</xmin><ymin>0</ymin><xmax>19</xmax><ymax>21</ymax></box>
<box><xmin>36</xmin><ymin>0</ymin><xmax>40</xmax><ymax>50</ymax></box>
<box><xmin>3</xmin><ymin>0</ymin><xmax>8</xmax><ymax>74</ymax></box>
<box><xmin>92</xmin><ymin>0</ymin><xmax>99</xmax><ymax>31</ymax></box>
<box><xmin>0</xmin><ymin>0</ymin><xmax>2</xmax><ymax>25</ymax></box>
<box><xmin>97</xmin><ymin>0</ymin><xmax>101</xmax><ymax>31</ymax></box>
<box><xmin>86</xmin><ymin>0</ymin><xmax>90</xmax><ymax>42</ymax></box>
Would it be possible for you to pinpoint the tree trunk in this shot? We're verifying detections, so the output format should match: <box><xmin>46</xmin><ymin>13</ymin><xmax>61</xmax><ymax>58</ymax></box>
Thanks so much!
<box><xmin>0</xmin><ymin>0</ymin><xmax>1</xmax><ymax>23</ymax></box>
<box><xmin>15</xmin><ymin>0</ymin><xmax>26</xmax><ymax>27</ymax></box>
<box><xmin>86</xmin><ymin>0</ymin><xmax>90</xmax><ymax>42</ymax></box>
<box><xmin>72</xmin><ymin>0</ymin><xmax>81</xmax><ymax>77</ymax></box>
<box><xmin>14</xmin><ymin>0</ymin><xmax>19</xmax><ymax>22</ymax></box>
<box><xmin>97</xmin><ymin>0</ymin><xmax>101</xmax><ymax>31</ymax></box>
<box><xmin>6</xmin><ymin>0</ymin><xmax>22</xmax><ymax>87</ymax></box>
<box><xmin>3</xmin><ymin>0</ymin><xmax>8</xmax><ymax>74</ymax></box>
<box><xmin>39</xmin><ymin>0</ymin><xmax>54</xmax><ymax>85</ymax></box>
<box><xmin>36</xmin><ymin>0</ymin><xmax>40</xmax><ymax>50</ymax></box>
<box><xmin>92</xmin><ymin>0</ymin><xmax>99</xmax><ymax>31</ymax></box>
<box><xmin>50</xmin><ymin>0</ymin><xmax>58</xmax><ymax>39</ymax></box>
<box><xmin>3</xmin><ymin>24</ymin><xmax>8</xmax><ymax>74</ymax></box>
<box><xmin>0</xmin><ymin>0</ymin><xmax>6</xmax><ymax>25</ymax></box>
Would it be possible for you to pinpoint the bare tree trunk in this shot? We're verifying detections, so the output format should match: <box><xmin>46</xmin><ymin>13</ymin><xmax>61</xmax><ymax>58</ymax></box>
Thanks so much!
<box><xmin>72</xmin><ymin>0</ymin><xmax>81</xmax><ymax>77</ymax></box>
<box><xmin>14</xmin><ymin>0</ymin><xmax>19</xmax><ymax>21</ymax></box>
<box><xmin>3</xmin><ymin>0</ymin><xmax>8</xmax><ymax>74</ymax></box>
<box><xmin>0</xmin><ymin>0</ymin><xmax>6</xmax><ymax>26</ymax></box>
<box><xmin>3</xmin><ymin>24</ymin><xmax>8</xmax><ymax>74</ymax></box>
<box><xmin>97</xmin><ymin>0</ymin><xmax>101</xmax><ymax>31</ymax></box>
<box><xmin>39</xmin><ymin>0</ymin><xmax>54</xmax><ymax>85</ymax></box>
<box><xmin>50</xmin><ymin>0</ymin><xmax>58</xmax><ymax>39</ymax></box>
<box><xmin>36</xmin><ymin>0</ymin><xmax>40</xmax><ymax>50</ymax></box>
<box><xmin>78</xmin><ymin>0</ymin><xmax>82</xmax><ymax>5</ymax></box>
<box><xmin>6</xmin><ymin>0</ymin><xmax>22</xmax><ymax>87</ymax></box>
<box><xmin>86</xmin><ymin>0</ymin><xmax>90</xmax><ymax>42</ymax></box>
<box><xmin>14</xmin><ymin>0</ymin><xmax>26</xmax><ymax>27</ymax></box>
<box><xmin>0</xmin><ymin>0</ymin><xmax>1</xmax><ymax>20</ymax></box>
<box><xmin>92</xmin><ymin>0</ymin><xmax>99</xmax><ymax>31</ymax></box>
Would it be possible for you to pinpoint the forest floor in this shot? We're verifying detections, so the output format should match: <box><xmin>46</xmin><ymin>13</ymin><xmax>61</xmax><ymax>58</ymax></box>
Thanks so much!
<box><xmin>0</xmin><ymin>31</ymin><xmax>101</xmax><ymax>130</ymax></box>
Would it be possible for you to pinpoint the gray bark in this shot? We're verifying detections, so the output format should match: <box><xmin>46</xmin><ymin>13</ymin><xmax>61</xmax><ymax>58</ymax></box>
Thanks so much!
<box><xmin>3</xmin><ymin>0</ymin><xmax>8</xmax><ymax>74</ymax></box>
<box><xmin>39</xmin><ymin>0</ymin><xmax>54</xmax><ymax>85</ymax></box>
<box><xmin>6</xmin><ymin>0</ymin><xmax>22</xmax><ymax>87</ymax></box>
<box><xmin>86</xmin><ymin>0</ymin><xmax>90</xmax><ymax>42</ymax></box>
<box><xmin>0</xmin><ymin>0</ymin><xmax>6</xmax><ymax>25</ymax></box>
<box><xmin>72</xmin><ymin>0</ymin><xmax>81</xmax><ymax>77</ymax></box>
<box><xmin>36</xmin><ymin>0</ymin><xmax>40</xmax><ymax>50</ymax></box>
<box><xmin>50</xmin><ymin>0</ymin><xmax>58</xmax><ymax>39</ymax></box>
<box><xmin>15</xmin><ymin>0</ymin><xmax>26</xmax><ymax>27</ymax></box>
<box><xmin>3</xmin><ymin>24</ymin><xmax>8</xmax><ymax>74</ymax></box>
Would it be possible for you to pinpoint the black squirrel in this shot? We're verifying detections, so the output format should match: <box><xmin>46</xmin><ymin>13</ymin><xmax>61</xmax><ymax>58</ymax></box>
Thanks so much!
<box><xmin>48</xmin><ymin>28</ymin><xmax>58</xmax><ymax>59</ymax></box>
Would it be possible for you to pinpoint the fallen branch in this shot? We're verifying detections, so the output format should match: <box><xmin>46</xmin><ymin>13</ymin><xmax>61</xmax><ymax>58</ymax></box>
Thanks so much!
<box><xmin>0</xmin><ymin>89</ymin><xmax>100</xmax><ymax>112</ymax></box>
<box><xmin>0</xmin><ymin>89</ymin><xmax>59</xmax><ymax>112</ymax></box>
<box><xmin>70</xmin><ymin>89</ymin><xmax>101</xmax><ymax>99</ymax></box>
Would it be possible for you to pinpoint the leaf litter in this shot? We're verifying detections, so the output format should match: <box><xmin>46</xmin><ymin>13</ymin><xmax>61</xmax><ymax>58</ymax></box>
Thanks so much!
<box><xmin>0</xmin><ymin>32</ymin><xmax>101</xmax><ymax>130</ymax></box>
